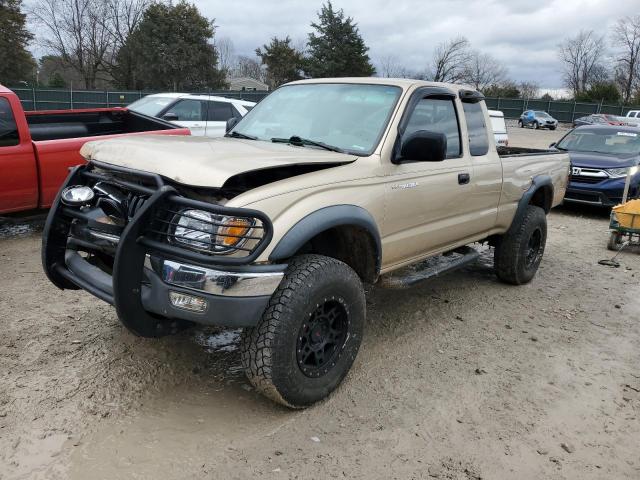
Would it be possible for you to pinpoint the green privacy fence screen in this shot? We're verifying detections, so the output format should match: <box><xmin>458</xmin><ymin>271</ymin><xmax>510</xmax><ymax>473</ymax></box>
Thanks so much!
<box><xmin>8</xmin><ymin>87</ymin><xmax>269</xmax><ymax>111</ymax></box>
<box><xmin>484</xmin><ymin>97</ymin><xmax>640</xmax><ymax>123</ymax></box>
<box><xmin>7</xmin><ymin>86</ymin><xmax>640</xmax><ymax>123</ymax></box>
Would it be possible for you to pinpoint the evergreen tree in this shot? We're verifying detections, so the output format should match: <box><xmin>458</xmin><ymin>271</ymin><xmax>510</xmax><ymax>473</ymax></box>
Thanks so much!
<box><xmin>118</xmin><ymin>1</ymin><xmax>226</xmax><ymax>90</ymax></box>
<box><xmin>48</xmin><ymin>72</ymin><xmax>67</xmax><ymax>88</ymax></box>
<box><xmin>0</xmin><ymin>0</ymin><xmax>36</xmax><ymax>85</ymax></box>
<box><xmin>305</xmin><ymin>1</ymin><xmax>375</xmax><ymax>78</ymax></box>
<box><xmin>576</xmin><ymin>81</ymin><xmax>622</xmax><ymax>104</ymax></box>
<box><xmin>256</xmin><ymin>36</ymin><xmax>304</xmax><ymax>89</ymax></box>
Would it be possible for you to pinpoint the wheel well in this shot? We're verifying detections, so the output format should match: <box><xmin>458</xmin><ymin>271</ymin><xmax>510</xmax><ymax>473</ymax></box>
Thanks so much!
<box><xmin>529</xmin><ymin>185</ymin><xmax>553</xmax><ymax>213</ymax></box>
<box><xmin>291</xmin><ymin>225</ymin><xmax>379</xmax><ymax>283</ymax></box>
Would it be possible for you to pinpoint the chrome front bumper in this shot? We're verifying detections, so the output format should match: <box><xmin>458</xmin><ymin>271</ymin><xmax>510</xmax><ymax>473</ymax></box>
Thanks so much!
<box><xmin>59</xmin><ymin>249</ymin><xmax>286</xmax><ymax>328</ymax></box>
<box><xmin>145</xmin><ymin>255</ymin><xmax>285</xmax><ymax>297</ymax></box>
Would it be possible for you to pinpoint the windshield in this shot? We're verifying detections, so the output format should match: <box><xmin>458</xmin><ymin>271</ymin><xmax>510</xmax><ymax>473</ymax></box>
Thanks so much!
<box><xmin>557</xmin><ymin>130</ymin><xmax>640</xmax><ymax>155</ymax></box>
<box><xmin>535</xmin><ymin>111</ymin><xmax>551</xmax><ymax>118</ymax></box>
<box><xmin>231</xmin><ymin>83</ymin><xmax>402</xmax><ymax>155</ymax></box>
<box><xmin>128</xmin><ymin>96</ymin><xmax>176</xmax><ymax>117</ymax></box>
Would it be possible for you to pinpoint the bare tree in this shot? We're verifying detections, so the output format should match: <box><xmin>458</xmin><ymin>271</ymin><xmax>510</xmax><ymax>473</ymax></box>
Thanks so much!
<box><xmin>430</xmin><ymin>36</ymin><xmax>471</xmax><ymax>83</ymax></box>
<box><xmin>558</xmin><ymin>30</ymin><xmax>607</xmax><ymax>97</ymax></box>
<box><xmin>102</xmin><ymin>0</ymin><xmax>149</xmax><ymax>87</ymax></box>
<box><xmin>215</xmin><ymin>36</ymin><xmax>235</xmax><ymax>77</ymax></box>
<box><xmin>31</xmin><ymin>0</ymin><xmax>115</xmax><ymax>89</ymax></box>
<box><xmin>519</xmin><ymin>81</ymin><xmax>540</xmax><ymax>99</ymax></box>
<box><xmin>462</xmin><ymin>50</ymin><xmax>507</xmax><ymax>91</ymax></box>
<box><xmin>612</xmin><ymin>15</ymin><xmax>640</xmax><ymax>103</ymax></box>
<box><xmin>232</xmin><ymin>55</ymin><xmax>266</xmax><ymax>82</ymax></box>
<box><xmin>378</xmin><ymin>54</ymin><xmax>404</xmax><ymax>78</ymax></box>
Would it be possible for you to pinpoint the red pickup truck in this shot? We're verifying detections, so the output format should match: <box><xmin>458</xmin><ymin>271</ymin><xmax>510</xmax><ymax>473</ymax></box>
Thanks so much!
<box><xmin>0</xmin><ymin>85</ymin><xmax>190</xmax><ymax>214</ymax></box>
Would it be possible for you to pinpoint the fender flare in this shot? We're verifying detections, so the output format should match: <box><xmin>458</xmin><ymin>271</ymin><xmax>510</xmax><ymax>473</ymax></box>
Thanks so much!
<box><xmin>269</xmin><ymin>205</ymin><xmax>382</xmax><ymax>274</ymax></box>
<box><xmin>512</xmin><ymin>175</ymin><xmax>554</xmax><ymax>228</ymax></box>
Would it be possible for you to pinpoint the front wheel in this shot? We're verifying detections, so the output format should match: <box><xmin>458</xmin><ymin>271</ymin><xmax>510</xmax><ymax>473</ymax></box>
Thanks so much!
<box><xmin>241</xmin><ymin>255</ymin><xmax>365</xmax><ymax>408</ymax></box>
<box><xmin>533</xmin><ymin>121</ymin><xmax>540</xmax><ymax>129</ymax></box>
<box><xmin>494</xmin><ymin>205</ymin><xmax>547</xmax><ymax>285</ymax></box>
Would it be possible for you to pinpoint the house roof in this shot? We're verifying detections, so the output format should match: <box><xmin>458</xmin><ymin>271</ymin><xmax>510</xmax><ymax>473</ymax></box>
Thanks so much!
<box><xmin>229</xmin><ymin>77</ymin><xmax>269</xmax><ymax>90</ymax></box>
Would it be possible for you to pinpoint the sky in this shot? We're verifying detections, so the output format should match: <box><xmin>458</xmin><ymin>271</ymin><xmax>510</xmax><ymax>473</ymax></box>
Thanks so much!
<box><xmin>197</xmin><ymin>0</ymin><xmax>638</xmax><ymax>89</ymax></box>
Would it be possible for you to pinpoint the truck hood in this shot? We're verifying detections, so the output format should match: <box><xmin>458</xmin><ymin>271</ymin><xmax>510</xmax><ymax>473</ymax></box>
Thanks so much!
<box><xmin>80</xmin><ymin>135</ymin><xmax>357</xmax><ymax>187</ymax></box>
<box><xmin>569</xmin><ymin>151</ymin><xmax>639</xmax><ymax>169</ymax></box>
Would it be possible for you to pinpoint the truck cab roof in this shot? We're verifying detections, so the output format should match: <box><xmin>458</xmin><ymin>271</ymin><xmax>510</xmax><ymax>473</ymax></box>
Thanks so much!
<box><xmin>285</xmin><ymin>77</ymin><xmax>475</xmax><ymax>94</ymax></box>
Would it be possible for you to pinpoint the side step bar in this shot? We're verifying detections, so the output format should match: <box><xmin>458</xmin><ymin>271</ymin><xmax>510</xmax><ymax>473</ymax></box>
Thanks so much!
<box><xmin>379</xmin><ymin>246</ymin><xmax>481</xmax><ymax>289</ymax></box>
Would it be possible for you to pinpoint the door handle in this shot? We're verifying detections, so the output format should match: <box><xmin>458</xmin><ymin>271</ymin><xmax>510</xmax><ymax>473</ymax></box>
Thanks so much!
<box><xmin>458</xmin><ymin>173</ymin><xmax>470</xmax><ymax>185</ymax></box>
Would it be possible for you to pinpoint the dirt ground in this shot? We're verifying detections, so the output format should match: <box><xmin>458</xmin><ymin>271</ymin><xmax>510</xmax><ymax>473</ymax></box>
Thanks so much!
<box><xmin>1</xmin><ymin>126</ymin><xmax>640</xmax><ymax>480</ymax></box>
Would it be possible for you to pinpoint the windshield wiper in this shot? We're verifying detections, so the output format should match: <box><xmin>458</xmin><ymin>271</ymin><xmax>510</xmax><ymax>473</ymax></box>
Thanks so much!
<box><xmin>271</xmin><ymin>135</ymin><xmax>344</xmax><ymax>153</ymax></box>
<box><xmin>226</xmin><ymin>130</ymin><xmax>257</xmax><ymax>140</ymax></box>
<box><xmin>554</xmin><ymin>145</ymin><xmax>567</xmax><ymax>151</ymax></box>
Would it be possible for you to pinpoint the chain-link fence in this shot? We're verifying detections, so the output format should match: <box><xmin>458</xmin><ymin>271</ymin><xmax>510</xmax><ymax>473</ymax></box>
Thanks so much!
<box><xmin>9</xmin><ymin>87</ymin><xmax>269</xmax><ymax>111</ymax></box>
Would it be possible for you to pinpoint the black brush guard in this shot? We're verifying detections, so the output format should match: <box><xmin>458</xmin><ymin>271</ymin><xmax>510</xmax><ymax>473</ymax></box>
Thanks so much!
<box><xmin>42</xmin><ymin>161</ymin><xmax>274</xmax><ymax>337</ymax></box>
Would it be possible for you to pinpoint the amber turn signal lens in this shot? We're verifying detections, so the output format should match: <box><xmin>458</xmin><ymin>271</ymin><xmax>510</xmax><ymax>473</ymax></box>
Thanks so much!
<box><xmin>218</xmin><ymin>217</ymin><xmax>252</xmax><ymax>247</ymax></box>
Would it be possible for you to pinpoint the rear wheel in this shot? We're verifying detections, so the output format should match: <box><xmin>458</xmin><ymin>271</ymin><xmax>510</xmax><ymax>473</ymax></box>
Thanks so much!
<box><xmin>518</xmin><ymin>120</ymin><xmax>523</xmax><ymax>128</ymax></box>
<box><xmin>241</xmin><ymin>255</ymin><xmax>365</xmax><ymax>408</ymax></box>
<box><xmin>494</xmin><ymin>205</ymin><xmax>547</xmax><ymax>285</ymax></box>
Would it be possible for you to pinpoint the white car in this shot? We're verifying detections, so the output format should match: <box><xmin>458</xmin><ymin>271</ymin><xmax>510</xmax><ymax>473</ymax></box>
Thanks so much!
<box><xmin>625</xmin><ymin>110</ymin><xmax>640</xmax><ymax>126</ymax></box>
<box><xmin>127</xmin><ymin>93</ymin><xmax>256</xmax><ymax>137</ymax></box>
<box><xmin>489</xmin><ymin>110</ymin><xmax>508</xmax><ymax>147</ymax></box>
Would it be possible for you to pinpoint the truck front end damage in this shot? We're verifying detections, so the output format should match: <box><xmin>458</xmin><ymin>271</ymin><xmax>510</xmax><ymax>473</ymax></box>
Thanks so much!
<box><xmin>42</xmin><ymin>161</ymin><xmax>283</xmax><ymax>337</ymax></box>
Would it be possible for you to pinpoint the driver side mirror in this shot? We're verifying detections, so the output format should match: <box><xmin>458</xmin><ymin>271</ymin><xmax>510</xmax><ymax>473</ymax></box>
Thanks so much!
<box><xmin>162</xmin><ymin>113</ymin><xmax>179</xmax><ymax>122</ymax></box>
<box><xmin>395</xmin><ymin>130</ymin><xmax>447</xmax><ymax>163</ymax></box>
<box><xmin>226</xmin><ymin>117</ymin><xmax>239</xmax><ymax>133</ymax></box>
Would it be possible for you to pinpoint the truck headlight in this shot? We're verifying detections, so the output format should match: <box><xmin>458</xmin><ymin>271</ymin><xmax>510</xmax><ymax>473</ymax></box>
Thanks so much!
<box><xmin>171</xmin><ymin>209</ymin><xmax>255</xmax><ymax>254</ymax></box>
<box><xmin>606</xmin><ymin>167</ymin><xmax>637</xmax><ymax>178</ymax></box>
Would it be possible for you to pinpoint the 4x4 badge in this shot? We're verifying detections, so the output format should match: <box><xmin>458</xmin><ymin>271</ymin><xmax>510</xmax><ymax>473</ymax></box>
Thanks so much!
<box><xmin>391</xmin><ymin>182</ymin><xmax>418</xmax><ymax>190</ymax></box>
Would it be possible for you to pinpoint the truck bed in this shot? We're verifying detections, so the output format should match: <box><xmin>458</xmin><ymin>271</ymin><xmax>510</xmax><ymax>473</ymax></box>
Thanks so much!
<box><xmin>25</xmin><ymin>108</ymin><xmax>176</xmax><ymax>141</ymax></box>
<box><xmin>497</xmin><ymin>146</ymin><xmax>564</xmax><ymax>158</ymax></box>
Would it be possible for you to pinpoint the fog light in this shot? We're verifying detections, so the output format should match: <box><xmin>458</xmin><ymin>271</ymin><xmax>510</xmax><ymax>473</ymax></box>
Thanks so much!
<box><xmin>169</xmin><ymin>291</ymin><xmax>208</xmax><ymax>313</ymax></box>
<box><xmin>61</xmin><ymin>185</ymin><xmax>95</xmax><ymax>206</ymax></box>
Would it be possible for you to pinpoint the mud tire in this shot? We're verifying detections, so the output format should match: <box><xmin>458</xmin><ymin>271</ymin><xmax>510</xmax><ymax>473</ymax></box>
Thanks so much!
<box><xmin>494</xmin><ymin>205</ymin><xmax>547</xmax><ymax>285</ymax></box>
<box><xmin>241</xmin><ymin>255</ymin><xmax>365</xmax><ymax>408</ymax></box>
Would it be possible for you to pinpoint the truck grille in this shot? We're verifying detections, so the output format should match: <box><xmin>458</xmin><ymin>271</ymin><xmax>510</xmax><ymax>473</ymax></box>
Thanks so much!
<box><xmin>69</xmin><ymin>161</ymin><xmax>273</xmax><ymax>266</ymax></box>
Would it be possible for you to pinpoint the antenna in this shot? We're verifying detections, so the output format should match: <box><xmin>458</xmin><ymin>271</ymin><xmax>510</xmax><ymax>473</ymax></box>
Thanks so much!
<box><xmin>204</xmin><ymin>87</ymin><xmax>210</xmax><ymax>137</ymax></box>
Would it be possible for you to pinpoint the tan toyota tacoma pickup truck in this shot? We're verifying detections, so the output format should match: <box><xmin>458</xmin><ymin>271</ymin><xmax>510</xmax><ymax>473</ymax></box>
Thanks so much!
<box><xmin>42</xmin><ymin>78</ymin><xmax>570</xmax><ymax>407</ymax></box>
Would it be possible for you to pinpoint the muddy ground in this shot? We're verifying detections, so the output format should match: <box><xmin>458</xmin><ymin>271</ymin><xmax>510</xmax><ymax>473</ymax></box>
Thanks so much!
<box><xmin>1</xmin><ymin>127</ymin><xmax>639</xmax><ymax>479</ymax></box>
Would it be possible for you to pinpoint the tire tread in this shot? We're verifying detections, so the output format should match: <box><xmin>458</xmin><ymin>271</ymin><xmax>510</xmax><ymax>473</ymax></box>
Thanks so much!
<box><xmin>241</xmin><ymin>254</ymin><xmax>362</xmax><ymax>407</ymax></box>
<box><xmin>494</xmin><ymin>205</ymin><xmax>546</xmax><ymax>285</ymax></box>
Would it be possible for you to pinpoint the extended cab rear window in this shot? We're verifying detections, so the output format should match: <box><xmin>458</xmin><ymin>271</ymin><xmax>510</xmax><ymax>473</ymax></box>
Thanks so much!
<box><xmin>0</xmin><ymin>98</ymin><xmax>20</xmax><ymax>147</ymax></box>
<box><xmin>463</xmin><ymin>102</ymin><xmax>489</xmax><ymax>156</ymax></box>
